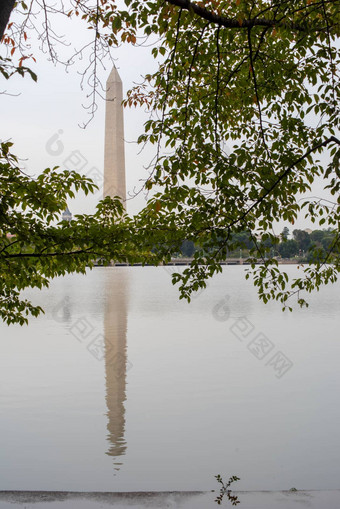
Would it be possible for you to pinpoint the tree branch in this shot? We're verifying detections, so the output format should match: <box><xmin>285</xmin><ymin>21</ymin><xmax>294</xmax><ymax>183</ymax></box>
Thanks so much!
<box><xmin>0</xmin><ymin>0</ymin><xmax>15</xmax><ymax>40</ymax></box>
<box><xmin>2</xmin><ymin>247</ymin><xmax>98</xmax><ymax>259</ymax></box>
<box><xmin>164</xmin><ymin>0</ymin><xmax>306</xmax><ymax>31</ymax></box>
<box><xmin>247</xmin><ymin>27</ymin><xmax>268</xmax><ymax>155</ymax></box>
<box><xmin>184</xmin><ymin>22</ymin><xmax>209</xmax><ymax>135</ymax></box>
<box><xmin>230</xmin><ymin>136</ymin><xmax>340</xmax><ymax>229</ymax></box>
<box><xmin>214</xmin><ymin>24</ymin><xmax>221</xmax><ymax>154</ymax></box>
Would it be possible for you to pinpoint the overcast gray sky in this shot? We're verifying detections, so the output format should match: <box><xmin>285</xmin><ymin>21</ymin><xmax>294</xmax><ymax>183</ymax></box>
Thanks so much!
<box><xmin>1</xmin><ymin>6</ymin><xmax>158</xmax><ymax>217</ymax></box>
<box><xmin>1</xmin><ymin>4</ymin><xmax>335</xmax><ymax>234</ymax></box>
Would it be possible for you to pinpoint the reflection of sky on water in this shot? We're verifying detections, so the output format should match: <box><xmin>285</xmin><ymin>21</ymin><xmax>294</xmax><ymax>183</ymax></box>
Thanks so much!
<box><xmin>0</xmin><ymin>266</ymin><xmax>339</xmax><ymax>492</ymax></box>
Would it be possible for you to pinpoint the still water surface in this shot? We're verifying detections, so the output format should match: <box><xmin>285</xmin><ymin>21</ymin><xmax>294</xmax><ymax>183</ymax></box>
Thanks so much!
<box><xmin>0</xmin><ymin>266</ymin><xmax>339</xmax><ymax>492</ymax></box>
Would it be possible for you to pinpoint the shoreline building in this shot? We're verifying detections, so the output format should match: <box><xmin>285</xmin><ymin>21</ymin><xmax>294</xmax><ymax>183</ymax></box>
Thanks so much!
<box><xmin>62</xmin><ymin>206</ymin><xmax>72</xmax><ymax>222</ymax></box>
<box><xmin>103</xmin><ymin>66</ymin><xmax>126</xmax><ymax>205</ymax></box>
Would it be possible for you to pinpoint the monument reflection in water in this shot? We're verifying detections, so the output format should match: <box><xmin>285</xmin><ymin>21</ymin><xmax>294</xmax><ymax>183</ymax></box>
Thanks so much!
<box><xmin>103</xmin><ymin>268</ymin><xmax>130</xmax><ymax>471</ymax></box>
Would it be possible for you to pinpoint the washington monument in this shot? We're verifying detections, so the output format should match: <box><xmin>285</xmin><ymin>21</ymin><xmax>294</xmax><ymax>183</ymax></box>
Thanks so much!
<box><xmin>103</xmin><ymin>66</ymin><xmax>126</xmax><ymax>203</ymax></box>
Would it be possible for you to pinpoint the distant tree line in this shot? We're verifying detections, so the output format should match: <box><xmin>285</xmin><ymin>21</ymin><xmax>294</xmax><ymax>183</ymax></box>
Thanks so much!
<box><xmin>179</xmin><ymin>228</ymin><xmax>338</xmax><ymax>262</ymax></box>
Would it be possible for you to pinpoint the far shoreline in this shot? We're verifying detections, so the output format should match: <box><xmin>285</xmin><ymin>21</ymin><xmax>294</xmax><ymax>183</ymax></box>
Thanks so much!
<box><xmin>95</xmin><ymin>258</ymin><xmax>303</xmax><ymax>267</ymax></box>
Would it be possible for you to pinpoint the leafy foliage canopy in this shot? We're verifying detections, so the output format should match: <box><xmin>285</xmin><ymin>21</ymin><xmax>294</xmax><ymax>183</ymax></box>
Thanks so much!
<box><xmin>0</xmin><ymin>0</ymin><xmax>340</xmax><ymax>323</ymax></box>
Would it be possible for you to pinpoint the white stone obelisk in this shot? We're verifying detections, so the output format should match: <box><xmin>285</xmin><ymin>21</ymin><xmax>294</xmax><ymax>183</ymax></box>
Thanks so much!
<box><xmin>103</xmin><ymin>66</ymin><xmax>126</xmax><ymax>204</ymax></box>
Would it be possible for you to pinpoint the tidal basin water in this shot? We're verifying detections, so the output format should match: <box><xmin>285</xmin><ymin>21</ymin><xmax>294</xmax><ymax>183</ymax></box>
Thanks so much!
<box><xmin>0</xmin><ymin>266</ymin><xmax>340</xmax><ymax>492</ymax></box>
